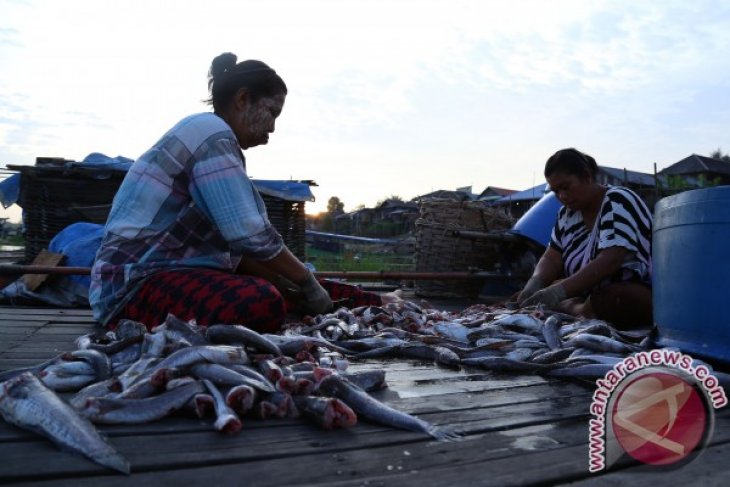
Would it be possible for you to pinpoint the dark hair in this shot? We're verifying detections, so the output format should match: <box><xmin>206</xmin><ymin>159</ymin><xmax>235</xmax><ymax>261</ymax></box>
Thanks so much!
<box><xmin>206</xmin><ymin>53</ymin><xmax>287</xmax><ymax>112</ymax></box>
<box><xmin>544</xmin><ymin>148</ymin><xmax>598</xmax><ymax>180</ymax></box>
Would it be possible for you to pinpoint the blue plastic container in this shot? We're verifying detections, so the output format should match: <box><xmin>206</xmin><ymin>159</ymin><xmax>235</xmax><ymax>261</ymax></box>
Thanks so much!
<box><xmin>653</xmin><ymin>186</ymin><xmax>730</xmax><ymax>364</ymax></box>
<box><xmin>510</xmin><ymin>192</ymin><xmax>561</xmax><ymax>247</ymax></box>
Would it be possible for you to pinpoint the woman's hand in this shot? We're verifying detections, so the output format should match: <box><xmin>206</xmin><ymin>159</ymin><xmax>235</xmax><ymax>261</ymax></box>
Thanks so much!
<box><xmin>520</xmin><ymin>283</ymin><xmax>567</xmax><ymax>308</ymax></box>
<box><xmin>299</xmin><ymin>270</ymin><xmax>333</xmax><ymax>315</ymax></box>
<box><xmin>516</xmin><ymin>276</ymin><xmax>545</xmax><ymax>304</ymax></box>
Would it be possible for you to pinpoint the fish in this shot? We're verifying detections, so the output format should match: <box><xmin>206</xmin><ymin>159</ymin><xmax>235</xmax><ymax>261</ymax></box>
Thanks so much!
<box><xmin>69</xmin><ymin>378</ymin><xmax>122</xmax><ymax>410</ymax></box>
<box><xmin>43</xmin><ymin>360</ymin><xmax>96</xmax><ymax>377</ymax></box>
<box><xmin>564</xmin><ymin>334</ymin><xmax>640</xmax><ymax>354</ymax></box>
<box><xmin>341</xmin><ymin>370</ymin><xmax>387</xmax><ymax>392</ymax></box>
<box><xmin>225</xmin><ymin>385</ymin><xmax>257</xmax><ymax>415</ymax></box>
<box><xmin>190</xmin><ymin>363</ymin><xmax>276</xmax><ymax>393</ymax></box>
<box><xmin>115</xmin><ymin>319</ymin><xmax>148</xmax><ymax>339</ymax></box>
<box><xmin>117</xmin><ymin>356</ymin><xmax>160</xmax><ymax>390</ymax></box>
<box><xmin>205</xmin><ymin>324</ymin><xmax>283</xmax><ymax>356</ymax></box>
<box><xmin>154</xmin><ymin>345</ymin><xmax>249</xmax><ymax>371</ymax></box>
<box><xmin>65</xmin><ymin>349</ymin><xmax>113</xmax><ymax>381</ymax></box>
<box><xmin>87</xmin><ymin>334</ymin><xmax>145</xmax><ymax>355</ymax></box>
<box><xmin>460</xmin><ymin>356</ymin><xmax>552</xmax><ymax>373</ymax></box>
<box><xmin>432</xmin><ymin>322</ymin><xmax>472</xmax><ymax>343</ymax></box>
<box><xmin>315</xmin><ymin>374</ymin><xmax>458</xmax><ymax>440</ymax></box>
<box><xmin>490</xmin><ymin>313</ymin><xmax>543</xmax><ymax>333</ymax></box>
<box><xmin>0</xmin><ymin>352</ymin><xmax>66</xmax><ymax>382</ymax></box>
<box><xmin>0</xmin><ymin>372</ymin><xmax>130</xmax><ymax>474</ymax></box>
<box><xmin>547</xmin><ymin>363</ymin><xmax>615</xmax><ymax>378</ymax></box>
<box><xmin>293</xmin><ymin>395</ymin><xmax>357</xmax><ymax>429</ymax></box>
<box><xmin>202</xmin><ymin>379</ymin><xmax>242</xmax><ymax>434</ymax></box>
<box><xmin>542</xmin><ymin>315</ymin><xmax>562</xmax><ymax>350</ymax></box>
<box><xmin>151</xmin><ymin>313</ymin><xmax>207</xmax><ymax>346</ymax></box>
<box><xmin>140</xmin><ymin>332</ymin><xmax>168</xmax><ymax>358</ymax></box>
<box><xmin>530</xmin><ymin>348</ymin><xmax>575</xmax><ymax>364</ymax></box>
<box><xmin>262</xmin><ymin>335</ymin><xmax>351</xmax><ymax>356</ymax></box>
<box><xmin>39</xmin><ymin>370</ymin><xmax>96</xmax><ymax>392</ymax></box>
<box><xmin>81</xmin><ymin>380</ymin><xmax>204</xmax><ymax>424</ymax></box>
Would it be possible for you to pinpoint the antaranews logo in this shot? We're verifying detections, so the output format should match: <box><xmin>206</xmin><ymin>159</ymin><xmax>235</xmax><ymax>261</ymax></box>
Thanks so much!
<box><xmin>588</xmin><ymin>349</ymin><xmax>727</xmax><ymax>472</ymax></box>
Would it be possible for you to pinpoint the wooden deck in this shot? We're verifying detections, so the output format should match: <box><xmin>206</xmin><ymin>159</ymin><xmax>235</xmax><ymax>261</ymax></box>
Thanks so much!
<box><xmin>1</xmin><ymin>306</ymin><xmax>729</xmax><ymax>486</ymax></box>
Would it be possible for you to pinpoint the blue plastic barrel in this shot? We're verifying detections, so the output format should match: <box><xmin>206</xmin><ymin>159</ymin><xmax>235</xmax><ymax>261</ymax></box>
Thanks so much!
<box><xmin>653</xmin><ymin>186</ymin><xmax>730</xmax><ymax>364</ymax></box>
<box><xmin>510</xmin><ymin>192</ymin><xmax>561</xmax><ymax>247</ymax></box>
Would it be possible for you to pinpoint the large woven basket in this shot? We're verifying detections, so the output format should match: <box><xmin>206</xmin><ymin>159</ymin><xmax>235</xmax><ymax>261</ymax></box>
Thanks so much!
<box><xmin>11</xmin><ymin>164</ymin><xmax>126</xmax><ymax>263</ymax></box>
<box><xmin>11</xmin><ymin>163</ymin><xmax>308</xmax><ymax>263</ymax></box>
<box><xmin>261</xmin><ymin>195</ymin><xmax>307</xmax><ymax>262</ymax></box>
<box><xmin>414</xmin><ymin>198</ymin><xmax>515</xmax><ymax>298</ymax></box>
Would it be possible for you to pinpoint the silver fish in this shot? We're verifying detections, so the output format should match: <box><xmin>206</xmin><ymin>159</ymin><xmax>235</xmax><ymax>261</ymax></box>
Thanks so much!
<box><xmin>40</xmin><ymin>370</ymin><xmax>96</xmax><ymax>392</ymax></box>
<box><xmin>154</xmin><ymin>345</ymin><xmax>249</xmax><ymax>371</ymax></box>
<box><xmin>202</xmin><ymin>379</ymin><xmax>242</xmax><ymax>434</ymax></box>
<box><xmin>225</xmin><ymin>384</ymin><xmax>257</xmax><ymax>415</ymax></box>
<box><xmin>190</xmin><ymin>363</ymin><xmax>275</xmax><ymax>393</ymax></box>
<box><xmin>548</xmin><ymin>363</ymin><xmax>615</xmax><ymax>378</ymax></box>
<box><xmin>564</xmin><ymin>334</ymin><xmax>640</xmax><ymax>354</ymax></box>
<box><xmin>316</xmin><ymin>374</ymin><xmax>458</xmax><ymax>440</ymax></box>
<box><xmin>293</xmin><ymin>395</ymin><xmax>357</xmax><ymax>430</ymax></box>
<box><xmin>490</xmin><ymin>313</ymin><xmax>543</xmax><ymax>333</ymax></box>
<box><xmin>461</xmin><ymin>356</ymin><xmax>551</xmax><ymax>373</ymax></box>
<box><xmin>341</xmin><ymin>370</ymin><xmax>387</xmax><ymax>392</ymax></box>
<box><xmin>69</xmin><ymin>378</ymin><xmax>122</xmax><ymax>410</ymax></box>
<box><xmin>0</xmin><ymin>372</ymin><xmax>130</xmax><ymax>474</ymax></box>
<box><xmin>542</xmin><ymin>315</ymin><xmax>562</xmax><ymax>350</ymax></box>
<box><xmin>0</xmin><ymin>352</ymin><xmax>66</xmax><ymax>382</ymax></box>
<box><xmin>206</xmin><ymin>324</ymin><xmax>282</xmax><ymax>356</ymax></box>
<box><xmin>66</xmin><ymin>349</ymin><xmax>112</xmax><ymax>381</ymax></box>
<box><xmin>81</xmin><ymin>380</ymin><xmax>204</xmax><ymax>424</ymax></box>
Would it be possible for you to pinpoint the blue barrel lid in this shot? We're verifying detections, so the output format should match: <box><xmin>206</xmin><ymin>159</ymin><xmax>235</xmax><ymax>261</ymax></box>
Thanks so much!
<box><xmin>510</xmin><ymin>192</ymin><xmax>561</xmax><ymax>247</ymax></box>
<box><xmin>654</xmin><ymin>185</ymin><xmax>730</xmax><ymax>230</ymax></box>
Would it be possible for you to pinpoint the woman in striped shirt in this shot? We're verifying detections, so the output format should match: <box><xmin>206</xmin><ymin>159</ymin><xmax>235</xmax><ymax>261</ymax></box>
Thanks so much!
<box><xmin>517</xmin><ymin>148</ymin><xmax>653</xmax><ymax>328</ymax></box>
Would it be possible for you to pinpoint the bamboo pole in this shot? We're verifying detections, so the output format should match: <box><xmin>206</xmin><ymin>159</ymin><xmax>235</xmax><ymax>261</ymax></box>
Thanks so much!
<box><xmin>0</xmin><ymin>265</ymin><xmax>521</xmax><ymax>281</ymax></box>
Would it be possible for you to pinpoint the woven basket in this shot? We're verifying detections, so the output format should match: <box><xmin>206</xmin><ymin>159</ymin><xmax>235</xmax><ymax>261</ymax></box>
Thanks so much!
<box><xmin>12</xmin><ymin>164</ymin><xmax>308</xmax><ymax>263</ymax></box>
<box><xmin>415</xmin><ymin>199</ymin><xmax>515</xmax><ymax>298</ymax></box>
<box><xmin>261</xmin><ymin>195</ymin><xmax>307</xmax><ymax>262</ymax></box>
<box><xmin>14</xmin><ymin>166</ymin><xmax>126</xmax><ymax>263</ymax></box>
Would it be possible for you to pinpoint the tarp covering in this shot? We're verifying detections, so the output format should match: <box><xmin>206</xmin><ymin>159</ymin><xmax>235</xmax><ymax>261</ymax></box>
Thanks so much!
<box><xmin>1</xmin><ymin>153</ymin><xmax>316</xmax><ymax>208</ymax></box>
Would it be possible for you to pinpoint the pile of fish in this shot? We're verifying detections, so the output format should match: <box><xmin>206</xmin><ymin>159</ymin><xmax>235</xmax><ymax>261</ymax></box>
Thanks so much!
<box><xmin>1</xmin><ymin>298</ymin><xmax>726</xmax><ymax>475</ymax></box>
<box><xmin>0</xmin><ymin>312</ymin><xmax>460</xmax><ymax>475</ymax></box>
<box><xmin>283</xmin><ymin>300</ymin><xmax>655</xmax><ymax>377</ymax></box>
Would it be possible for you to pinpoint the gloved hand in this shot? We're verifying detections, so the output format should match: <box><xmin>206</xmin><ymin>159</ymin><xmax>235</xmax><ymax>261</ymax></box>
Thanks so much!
<box><xmin>520</xmin><ymin>283</ymin><xmax>567</xmax><ymax>309</ymax></box>
<box><xmin>299</xmin><ymin>271</ymin><xmax>333</xmax><ymax>315</ymax></box>
<box><xmin>516</xmin><ymin>277</ymin><xmax>544</xmax><ymax>304</ymax></box>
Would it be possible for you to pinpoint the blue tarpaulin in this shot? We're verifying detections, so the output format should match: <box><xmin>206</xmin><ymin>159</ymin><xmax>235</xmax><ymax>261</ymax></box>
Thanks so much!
<box><xmin>0</xmin><ymin>153</ymin><xmax>316</xmax><ymax>208</ymax></box>
<box><xmin>251</xmin><ymin>179</ymin><xmax>315</xmax><ymax>202</ymax></box>
<box><xmin>0</xmin><ymin>174</ymin><xmax>20</xmax><ymax>209</ymax></box>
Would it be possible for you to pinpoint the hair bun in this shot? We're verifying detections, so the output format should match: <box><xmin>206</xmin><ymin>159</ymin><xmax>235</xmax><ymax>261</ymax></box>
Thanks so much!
<box><xmin>208</xmin><ymin>52</ymin><xmax>238</xmax><ymax>87</ymax></box>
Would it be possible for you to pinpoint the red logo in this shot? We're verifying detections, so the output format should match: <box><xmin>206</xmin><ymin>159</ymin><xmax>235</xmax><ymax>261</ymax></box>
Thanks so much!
<box><xmin>611</xmin><ymin>371</ymin><xmax>709</xmax><ymax>466</ymax></box>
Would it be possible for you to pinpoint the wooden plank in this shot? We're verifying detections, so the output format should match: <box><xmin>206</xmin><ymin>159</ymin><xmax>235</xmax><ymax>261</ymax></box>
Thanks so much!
<box><xmin>0</xmin><ymin>392</ymin><xmax>595</xmax><ymax>482</ymax></box>
<box><xmin>0</xmin><ymin>419</ymin><xmax>590</xmax><ymax>485</ymax></box>
<box><xmin>21</xmin><ymin>251</ymin><xmax>66</xmax><ymax>291</ymax></box>
<box><xmin>0</xmin><ymin>307</ymin><xmax>94</xmax><ymax>317</ymax></box>
<box><xmin>0</xmin><ymin>317</ymin><xmax>99</xmax><ymax>325</ymax></box>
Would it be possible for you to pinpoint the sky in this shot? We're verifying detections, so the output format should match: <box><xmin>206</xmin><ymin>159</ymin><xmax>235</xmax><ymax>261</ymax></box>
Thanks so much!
<box><xmin>1</xmin><ymin>0</ymin><xmax>730</xmax><ymax>222</ymax></box>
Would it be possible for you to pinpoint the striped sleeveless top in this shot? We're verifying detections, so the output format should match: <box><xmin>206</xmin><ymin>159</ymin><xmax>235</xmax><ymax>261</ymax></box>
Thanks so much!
<box><xmin>549</xmin><ymin>186</ymin><xmax>653</xmax><ymax>284</ymax></box>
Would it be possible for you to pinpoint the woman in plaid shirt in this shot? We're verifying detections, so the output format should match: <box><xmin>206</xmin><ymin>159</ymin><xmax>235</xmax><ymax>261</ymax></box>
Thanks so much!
<box><xmin>90</xmin><ymin>53</ymin><xmax>381</xmax><ymax>331</ymax></box>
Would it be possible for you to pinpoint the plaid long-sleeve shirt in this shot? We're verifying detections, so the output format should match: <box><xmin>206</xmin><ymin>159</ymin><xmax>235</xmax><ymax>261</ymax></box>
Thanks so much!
<box><xmin>89</xmin><ymin>113</ymin><xmax>284</xmax><ymax>325</ymax></box>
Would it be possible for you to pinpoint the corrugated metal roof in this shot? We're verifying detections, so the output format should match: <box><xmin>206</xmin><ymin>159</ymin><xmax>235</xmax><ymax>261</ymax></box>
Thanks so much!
<box><xmin>660</xmin><ymin>154</ymin><xmax>730</xmax><ymax>176</ymax></box>
<box><xmin>598</xmin><ymin>166</ymin><xmax>656</xmax><ymax>186</ymax></box>
<box><xmin>493</xmin><ymin>183</ymin><xmax>549</xmax><ymax>203</ymax></box>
